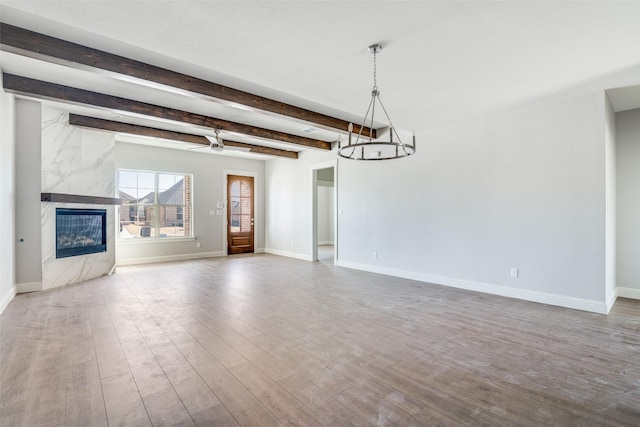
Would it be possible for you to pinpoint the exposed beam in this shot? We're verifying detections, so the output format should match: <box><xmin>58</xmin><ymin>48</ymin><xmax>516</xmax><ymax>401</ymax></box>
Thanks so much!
<box><xmin>3</xmin><ymin>73</ymin><xmax>331</xmax><ymax>150</ymax></box>
<box><xmin>68</xmin><ymin>114</ymin><xmax>298</xmax><ymax>159</ymax></box>
<box><xmin>0</xmin><ymin>23</ymin><xmax>376</xmax><ymax>139</ymax></box>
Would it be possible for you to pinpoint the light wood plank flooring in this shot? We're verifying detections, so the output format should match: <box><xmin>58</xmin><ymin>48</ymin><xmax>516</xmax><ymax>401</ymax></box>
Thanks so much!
<box><xmin>1</xmin><ymin>253</ymin><xmax>639</xmax><ymax>426</ymax></box>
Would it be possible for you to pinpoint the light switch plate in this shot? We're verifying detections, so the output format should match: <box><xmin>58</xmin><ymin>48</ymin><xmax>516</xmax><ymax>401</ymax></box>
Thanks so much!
<box><xmin>216</xmin><ymin>209</ymin><xmax>223</xmax><ymax>215</ymax></box>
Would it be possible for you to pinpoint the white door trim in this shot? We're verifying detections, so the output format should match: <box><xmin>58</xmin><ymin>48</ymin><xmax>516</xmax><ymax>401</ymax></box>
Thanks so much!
<box><xmin>311</xmin><ymin>159</ymin><xmax>338</xmax><ymax>264</ymax></box>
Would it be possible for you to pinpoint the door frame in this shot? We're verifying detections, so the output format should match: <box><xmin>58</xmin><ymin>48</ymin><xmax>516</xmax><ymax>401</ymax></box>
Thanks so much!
<box><xmin>223</xmin><ymin>169</ymin><xmax>260</xmax><ymax>255</ymax></box>
<box><xmin>311</xmin><ymin>159</ymin><xmax>338</xmax><ymax>264</ymax></box>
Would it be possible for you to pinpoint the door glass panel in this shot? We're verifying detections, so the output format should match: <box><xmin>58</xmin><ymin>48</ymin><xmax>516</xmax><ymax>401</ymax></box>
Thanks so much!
<box><xmin>230</xmin><ymin>214</ymin><xmax>240</xmax><ymax>232</ymax></box>
<box><xmin>230</xmin><ymin>197</ymin><xmax>240</xmax><ymax>214</ymax></box>
<box><xmin>241</xmin><ymin>215</ymin><xmax>252</xmax><ymax>232</ymax></box>
<box><xmin>241</xmin><ymin>182</ymin><xmax>251</xmax><ymax>197</ymax></box>
<box><xmin>241</xmin><ymin>198</ymin><xmax>251</xmax><ymax>214</ymax></box>
<box><xmin>230</xmin><ymin>181</ymin><xmax>240</xmax><ymax>197</ymax></box>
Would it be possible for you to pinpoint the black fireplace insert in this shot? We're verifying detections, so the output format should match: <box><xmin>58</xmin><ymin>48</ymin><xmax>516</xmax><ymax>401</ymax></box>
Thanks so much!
<box><xmin>56</xmin><ymin>208</ymin><xmax>107</xmax><ymax>258</ymax></box>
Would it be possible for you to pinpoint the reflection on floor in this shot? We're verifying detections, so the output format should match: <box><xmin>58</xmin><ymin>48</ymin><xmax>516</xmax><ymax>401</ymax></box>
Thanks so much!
<box><xmin>317</xmin><ymin>244</ymin><xmax>334</xmax><ymax>263</ymax></box>
<box><xmin>2</xmin><ymin>252</ymin><xmax>639</xmax><ymax>425</ymax></box>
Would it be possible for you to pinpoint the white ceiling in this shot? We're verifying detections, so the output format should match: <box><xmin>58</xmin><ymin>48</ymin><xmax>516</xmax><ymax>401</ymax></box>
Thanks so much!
<box><xmin>1</xmin><ymin>1</ymin><xmax>639</xmax><ymax>158</ymax></box>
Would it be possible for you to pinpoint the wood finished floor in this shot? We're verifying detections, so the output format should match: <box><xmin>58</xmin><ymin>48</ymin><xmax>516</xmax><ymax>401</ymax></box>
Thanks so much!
<box><xmin>1</xmin><ymin>253</ymin><xmax>639</xmax><ymax>426</ymax></box>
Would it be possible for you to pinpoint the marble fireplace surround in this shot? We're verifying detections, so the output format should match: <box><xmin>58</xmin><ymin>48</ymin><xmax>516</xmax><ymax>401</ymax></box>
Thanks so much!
<box><xmin>42</xmin><ymin>200</ymin><xmax>117</xmax><ymax>290</ymax></box>
<box><xmin>39</xmin><ymin>107</ymin><xmax>117</xmax><ymax>290</ymax></box>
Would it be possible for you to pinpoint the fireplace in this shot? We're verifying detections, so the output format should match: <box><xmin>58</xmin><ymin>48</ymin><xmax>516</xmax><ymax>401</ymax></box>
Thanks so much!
<box><xmin>56</xmin><ymin>208</ymin><xmax>107</xmax><ymax>258</ymax></box>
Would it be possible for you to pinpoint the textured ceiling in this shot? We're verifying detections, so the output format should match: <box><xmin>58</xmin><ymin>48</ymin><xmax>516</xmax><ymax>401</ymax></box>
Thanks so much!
<box><xmin>1</xmin><ymin>1</ymin><xmax>639</xmax><ymax>156</ymax></box>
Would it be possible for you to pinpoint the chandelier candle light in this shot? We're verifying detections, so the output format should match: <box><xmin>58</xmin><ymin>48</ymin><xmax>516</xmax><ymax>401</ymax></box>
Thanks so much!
<box><xmin>338</xmin><ymin>44</ymin><xmax>416</xmax><ymax>161</ymax></box>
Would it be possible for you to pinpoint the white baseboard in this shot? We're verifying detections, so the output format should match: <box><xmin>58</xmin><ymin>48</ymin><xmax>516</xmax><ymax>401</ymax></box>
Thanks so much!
<box><xmin>318</xmin><ymin>241</ymin><xmax>334</xmax><ymax>246</ymax></box>
<box><xmin>264</xmin><ymin>248</ymin><xmax>313</xmax><ymax>262</ymax></box>
<box><xmin>16</xmin><ymin>281</ymin><xmax>42</xmax><ymax>293</ymax></box>
<box><xmin>117</xmin><ymin>251</ymin><xmax>226</xmax><ymax>266</ymax></box>
<box><xmin>336</xmin><ymin>260</ymin><xmax>609</xmax><ymax>314</ymax></box>
<box><xmin>0</xmin><ymin>285</ymin><xmax>16</xmax><ymax>314</ymax></box>
<box><xmin>254</xmin><ymin>248</ymin><xmax>265</xmax><ymax>254</ymax></box>
<box><xmin>617</xmin><ymin>287</ymin><xmax>640</xmax><ymax>300</ymax></box>
<box><xmin>606</xmin><ymin>289</ymin><xmax>617</xmax><ymax>314</ymax></box>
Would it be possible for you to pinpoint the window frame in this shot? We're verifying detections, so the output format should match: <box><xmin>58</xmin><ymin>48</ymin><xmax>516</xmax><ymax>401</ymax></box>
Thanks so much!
<box><xmin>117</xmin><ymin>169</ymin><xmax>194</xmax><ymax>242</ymax></box>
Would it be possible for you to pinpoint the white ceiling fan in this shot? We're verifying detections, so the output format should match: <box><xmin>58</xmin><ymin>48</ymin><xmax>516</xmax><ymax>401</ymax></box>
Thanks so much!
<box><xmin>205</xmin><ymin>129</ymin><xmax>225</xmax><ymax>151</ymax></box>
<box><xmin>189</xmin><ymin>129</ymin><xmax>251</xmax><ymax>153</ymax></box>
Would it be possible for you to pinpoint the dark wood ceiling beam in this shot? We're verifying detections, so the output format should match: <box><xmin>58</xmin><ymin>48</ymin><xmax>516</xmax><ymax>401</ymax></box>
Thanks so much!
<box><xmin>0</xmin><ymin>23</ymin><xmax>376</xmax><ymax>139</ymax></box>
<box><xmin>68</xmin><ymin>114</ymin><xmax>298</xmax><ymax>159</ymax></box>
<box><xmin>3</xmin><ymin>73</ymin><xmax>330</xmax><ymax>150</ymax></box>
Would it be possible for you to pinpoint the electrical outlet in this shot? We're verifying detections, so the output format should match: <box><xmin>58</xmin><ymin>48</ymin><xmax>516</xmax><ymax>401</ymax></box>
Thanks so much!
<box><xmin>196</xmin><ymin>242</ymin><xmax>201</xmax><ymax>248</ymax></box>
<box><xmin>510</xmin><ymin>267</ymin><xmax>519</xmax><ymax>278</ymax></box>
<box><xmin>373</xmin><ymin>251</ymin><xmax>377</xmax><ymax>259</ymax></box>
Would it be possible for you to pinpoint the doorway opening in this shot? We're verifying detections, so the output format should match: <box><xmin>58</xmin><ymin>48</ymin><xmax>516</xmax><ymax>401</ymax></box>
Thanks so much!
<box><xmin>312</xmin><ymin>161</ymin><xmax>337</xmax><ymax>264</ymax></box>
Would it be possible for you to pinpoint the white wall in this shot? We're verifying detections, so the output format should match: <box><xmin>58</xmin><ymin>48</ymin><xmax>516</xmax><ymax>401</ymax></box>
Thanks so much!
<box><xmin>115</xmin><ymin>143</ymin><xmax>265</xmax><ymax>264</ymax></box>
<box><xmin>0</xmin><ymin>82</ymin><xmax>16</xmax><ymax>314</ymax></box>
<box><xmin>265</xmin><ymin>149</ymin><xmax>335</xmax><ymax>260</ymax></box>
<box><xmin>317</xmin><ymin>183</ymin><xmax>334</xmax><ymax>245</ymax></box>
<box><xmin>265</xmin><ymin>89</ymin><xmax>618</xmax><ymax>313</ymax></box>
<box><xmin>14</xmin><ymin>98</ymin><xmax>42</xmax><ymax>289</ymax></box>
<box><xmin>616</xmin><ymin>108</ymin><xmax>640</xmax><ymax>298</ymax></box>
<box><xmin>338</xmin><ymin>90</ymin><xmax>611</xmax><ymax>312</ymax></box>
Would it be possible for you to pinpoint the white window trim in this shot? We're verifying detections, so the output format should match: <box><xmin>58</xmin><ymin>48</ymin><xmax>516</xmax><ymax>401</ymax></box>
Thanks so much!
<box><xmin>117</xmin><ymin>168</ymin><xmax>194</xmax><ymax>242</ymax></box>
<box><xmin>117</xmin><ymin>236</ymin><xmax>195</xmax><ymax>245</ymax></box>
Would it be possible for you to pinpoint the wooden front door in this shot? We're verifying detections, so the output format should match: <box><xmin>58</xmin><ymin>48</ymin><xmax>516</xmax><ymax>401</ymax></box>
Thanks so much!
<box><xmin>227</xmin><ymin>175</ymin><xmax>254</xmax><ymax>254</ymax></box>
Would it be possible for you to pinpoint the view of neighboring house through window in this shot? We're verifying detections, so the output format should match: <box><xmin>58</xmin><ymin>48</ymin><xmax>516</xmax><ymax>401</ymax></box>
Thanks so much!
<box><xmin>118</xmin><ymin>170</ymin><xmax>192</xmax><ymax>239</ymax></box>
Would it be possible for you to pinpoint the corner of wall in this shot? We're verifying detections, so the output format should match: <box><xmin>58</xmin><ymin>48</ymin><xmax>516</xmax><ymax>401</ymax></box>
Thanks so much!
<box><xmin>604</xmin><ymin>92</ymin><xmax>617</xmax><ymax>308</ymax></box>
<box><xmin>615</xmin><ymin>107</ymin><xmax>640</xmax><ymax>298</ymax></box>
<box><xmin>0</xmin><ymin>285</ymin><xmax>16</xmax><ymax>315</ymax></box>
<box><xmin>0</xmin><ymin>78</ymin><xmax>17</xmax><ymax>315</ymax></box>
<box><xmin>264</xmin><ymin>248</ymin><xmax>313</xmax><ymax>262</ymax></box>
<box><xmin>617</xmin><ymin>287</ymin><xmax>640</xmax><ymax>300</ymax></box>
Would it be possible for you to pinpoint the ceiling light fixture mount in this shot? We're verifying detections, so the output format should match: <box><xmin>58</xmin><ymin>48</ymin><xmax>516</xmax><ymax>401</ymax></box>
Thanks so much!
<box><xmin>205</xmin><ymin>128</ymin><xmax>224</xmax><ymax>151</ymax></box>
<box><xmin>338</xmin><ymin>44</ymin><xmax>416</xmax><ymax>161</ymax></box>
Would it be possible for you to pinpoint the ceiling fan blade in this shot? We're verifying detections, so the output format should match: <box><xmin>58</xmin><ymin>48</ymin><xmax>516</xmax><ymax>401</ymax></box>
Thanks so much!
<box><xmin>224</xmin><ymin>146</ymin><xmax>251</xmax><ymax>152</ymax></box>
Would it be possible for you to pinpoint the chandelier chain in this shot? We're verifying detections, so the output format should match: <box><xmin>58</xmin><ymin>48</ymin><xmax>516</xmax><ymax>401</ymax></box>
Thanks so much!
<box><xmin>373</xmin><ymin>49</ymin><xmax>377</xmax><ymax>90</ymax></box>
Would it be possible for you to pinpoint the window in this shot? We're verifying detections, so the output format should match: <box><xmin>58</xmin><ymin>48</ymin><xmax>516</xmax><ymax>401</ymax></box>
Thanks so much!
<box><xmin>118</xmin><ymin>170</ymin><xmax>192</xmax><ymax>239</ymax></box>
